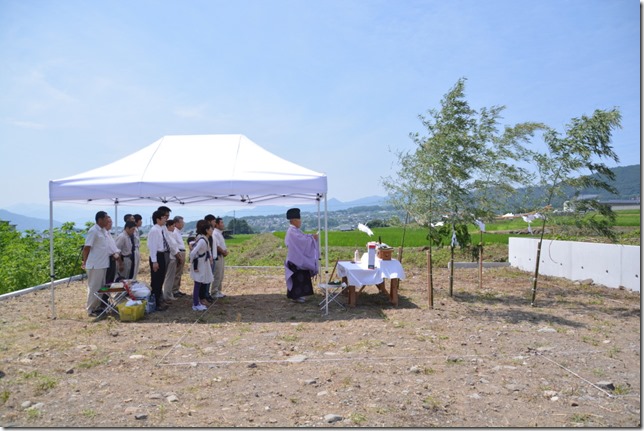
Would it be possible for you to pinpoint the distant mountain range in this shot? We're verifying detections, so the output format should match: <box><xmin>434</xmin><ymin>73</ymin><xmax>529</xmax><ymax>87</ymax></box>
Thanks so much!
<box><xmin>1</xmin><ymin>165</ymin><xmax>638</xmax><ymax>232</ymax></box>
<box><xmin>0</xmin><ymin>209</ymin><xmax>64</xmax><ymax>232</ymax></box>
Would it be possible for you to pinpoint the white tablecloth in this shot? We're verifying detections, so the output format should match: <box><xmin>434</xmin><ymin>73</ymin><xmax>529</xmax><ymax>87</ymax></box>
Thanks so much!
<box><xmin>337</xmin><ymin>257</ymin><xmax>405</xmax><ymax>287</ymax></box>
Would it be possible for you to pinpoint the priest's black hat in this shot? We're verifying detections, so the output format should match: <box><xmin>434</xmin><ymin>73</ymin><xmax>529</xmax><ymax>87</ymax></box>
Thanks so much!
<box><xmin>286</xmin><ymin>208</ymin><xmax>301</xmax><ymax>220</ymax></box>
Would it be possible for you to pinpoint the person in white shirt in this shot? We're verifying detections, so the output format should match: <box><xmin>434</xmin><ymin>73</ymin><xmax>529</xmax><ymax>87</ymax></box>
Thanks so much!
<box><xmin>103</xmin><ymin>216</ymin><xmax>123</xmax><ymax>284</ymax></box>
<box><xmin>81</xmin><ymin>211</ymin><xmax>119</xmax><ymax>317</ymax></box>
<box><xmin>115</xmin><ymin>221</ymin><xmax>137</xmax><ymax>279</ymax></box>
<box><xmin>189</xmin><ymin>220</ymin><xmax>214</xmax><ymax>311</ymax></box>
<box><xmin>147</xmin><ymin>210</ymin><xmax>172</xmax><ymax>311</ymax></box>
<box><xmin>162</xmin><ymin>218</ymin><xmax>182</xmax><ymax>301</ymax></box>
<box><xmin>203</xmin><ymin>214</ymin><xmax>218</xmax><ymax>303</ymax></box>
<box><xmin>210</xmin><ymin>217</ymin><xmax>229</xmax><ymax>298</ymax></box>
<box><xmin>171</xmin><ymin>216</ymin><xmax>187</xmax><ymax>297</ymax></box>
<box><xmin>132</xmin><ymin>214</ymin><xmax>143</xmax><ymax>279</ymax></box>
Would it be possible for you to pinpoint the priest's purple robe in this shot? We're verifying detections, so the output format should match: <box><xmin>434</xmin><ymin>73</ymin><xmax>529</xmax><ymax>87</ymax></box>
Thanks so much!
<box><xmin>284</xmin><ymin>225</ymin><xmax>319</xmax><ymax>295</ymax></box>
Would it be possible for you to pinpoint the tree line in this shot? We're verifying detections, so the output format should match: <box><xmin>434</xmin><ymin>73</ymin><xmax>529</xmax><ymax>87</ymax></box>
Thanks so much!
<box><xmin>382</xmin><ymin>77</ymin><xmax>623</xmax><ymax>306</ymax></box>
<box><xmin>0</xmin><ymin>221</ymin><xmax>86</xmax><ymax>294</ymax></box>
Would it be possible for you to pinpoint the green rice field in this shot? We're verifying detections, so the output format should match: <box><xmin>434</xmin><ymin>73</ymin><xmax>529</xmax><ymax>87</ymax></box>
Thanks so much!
<box><xmin>269</xmin><ymin>209</ymin><xmax>640</xmax><ymax>248</ymax></box>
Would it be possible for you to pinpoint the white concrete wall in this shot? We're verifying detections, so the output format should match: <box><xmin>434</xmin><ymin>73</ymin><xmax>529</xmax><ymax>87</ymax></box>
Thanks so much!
<box><xmin>509</xmin><ymin>237</ymin><xmax>641</xmax><ymax>292</ymax></box>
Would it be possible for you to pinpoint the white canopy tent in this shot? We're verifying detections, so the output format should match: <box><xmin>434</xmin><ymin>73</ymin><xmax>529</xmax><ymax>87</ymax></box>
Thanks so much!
<box><xmin>47</xmin><ymin>134</ymin><xmax>328</xmax><ymax>318</ymax></box>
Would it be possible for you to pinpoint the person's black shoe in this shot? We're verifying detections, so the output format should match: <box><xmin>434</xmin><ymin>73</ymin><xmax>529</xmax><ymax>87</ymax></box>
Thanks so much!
<box><xmin>205</xmin><ymin>296</ymin><xmax>215</xmax><ymax>304</ymax></box>
<box><xmin>175</xmin><ymin>292</ymin><xmax>187</xmax><ymax>297</ymax></box>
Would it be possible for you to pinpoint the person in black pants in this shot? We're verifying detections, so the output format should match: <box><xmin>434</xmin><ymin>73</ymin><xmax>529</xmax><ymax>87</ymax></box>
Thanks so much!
<box><xmin>147</xmin><ymin>210</ymin><xmax>170</xmax><ymax>311</ymax></box>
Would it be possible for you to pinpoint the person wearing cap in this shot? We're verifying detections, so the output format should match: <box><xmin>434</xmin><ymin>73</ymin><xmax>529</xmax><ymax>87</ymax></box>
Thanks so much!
<box><xmin>284</xmin><ymin>208</ymin><xmax>319</xmax><ymax>303</ymax></box>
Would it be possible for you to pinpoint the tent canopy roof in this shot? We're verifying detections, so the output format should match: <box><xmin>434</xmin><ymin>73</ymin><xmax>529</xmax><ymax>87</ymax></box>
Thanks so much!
<box><xmin>49</xmin><ymin>134</ymin><xmax>327</xmax><ymax>206</ymax></box>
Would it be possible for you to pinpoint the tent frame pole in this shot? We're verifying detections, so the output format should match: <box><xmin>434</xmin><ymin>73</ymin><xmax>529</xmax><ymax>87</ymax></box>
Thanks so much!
<box><xmin>49</xmin><ymin>201</ymin><xmax>57</xmax><ymax>319</ymax></box>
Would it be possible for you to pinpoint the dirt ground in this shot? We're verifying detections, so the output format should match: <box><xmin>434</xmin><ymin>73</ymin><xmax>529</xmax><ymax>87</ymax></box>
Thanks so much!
<box><xmin>0</xmin><ymin>261</ymin><xmax>640</xmax><ymax>428</ymax></box>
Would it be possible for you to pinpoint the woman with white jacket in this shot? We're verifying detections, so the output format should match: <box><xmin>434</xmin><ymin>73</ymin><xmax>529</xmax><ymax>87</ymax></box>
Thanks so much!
<box><xmin>189</xmin><ymin>220</ymin><xmax>214</xmax><ymax>311</ymax></box>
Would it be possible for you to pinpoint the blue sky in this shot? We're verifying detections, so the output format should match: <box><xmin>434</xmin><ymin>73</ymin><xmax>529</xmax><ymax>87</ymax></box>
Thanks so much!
<box><xmin>0</xmin><ymin>0</ymin><xmax>640</xmax><ymax>221</ymax></box>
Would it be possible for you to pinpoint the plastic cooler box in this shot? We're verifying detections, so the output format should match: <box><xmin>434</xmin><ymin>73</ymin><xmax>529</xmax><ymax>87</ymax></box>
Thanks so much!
<box><xmin>117</xmin><ymin>301</ymin><xmax>147</xmax><ymax>322</ymax></box>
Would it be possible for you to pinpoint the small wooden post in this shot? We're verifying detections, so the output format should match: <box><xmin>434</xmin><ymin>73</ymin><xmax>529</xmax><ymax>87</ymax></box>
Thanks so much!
<box><xmin>397</xmin><ymin>246</ymin><xmax>403</xmax><ymax>263</ymax></box>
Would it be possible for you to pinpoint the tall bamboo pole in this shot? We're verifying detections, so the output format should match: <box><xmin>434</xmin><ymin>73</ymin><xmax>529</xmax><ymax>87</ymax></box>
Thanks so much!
<box><xmin>478</xmin><ymin>231</ymin><xmax>483</xmax><ymax>290</ymax></box>
<box><xmin>530</xmin><ymin>217</ymin><xmax>548</xmax><ymax>306</ymax></box>
<box><xmin>449</xmin><ymin>244</ymin><xmax>454</xmax><ymax>297</ymax></box>
<box><xmin>427</xmin><ymin>250</ymin><xmax>433</xmax><ymax>308</ymax></box>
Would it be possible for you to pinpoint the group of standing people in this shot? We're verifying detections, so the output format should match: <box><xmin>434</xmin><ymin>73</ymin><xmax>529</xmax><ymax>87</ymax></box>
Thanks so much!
<box><xmin>185</xmin><ymin>214</ymin><xmax>228</xmax><ymax>311</ymax></box>
<box><xmin>82</xmin><ymin>211</ymin><xmax>144</xmax><ymax>316</ymax></box>
<box><xmin>82</xmin><ymin>207</ymin><xmax>228</xmax><ymax>317</ymax></box>
<box><xmin>82</xmin><ymin>205</ymin><xmax>318</xmax><ymax>317</ymax></box>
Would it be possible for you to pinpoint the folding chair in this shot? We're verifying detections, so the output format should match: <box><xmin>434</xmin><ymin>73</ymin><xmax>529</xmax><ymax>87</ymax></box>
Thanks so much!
<box><xmin>318</xmin><ymin>261</ymin><xmax>347</xmax><ymax>315</ymax></box>
<box><xmin>93</xmin><ymin>284</ymin><xmax>130</xmax><ymax>319</ymax></box>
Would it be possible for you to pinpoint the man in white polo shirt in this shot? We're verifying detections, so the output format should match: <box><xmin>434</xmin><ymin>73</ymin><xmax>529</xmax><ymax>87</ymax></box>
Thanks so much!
<box><xmin>81</xmin><ymin>211</ymin><xmax>118</xmax><ymax>317</ymax></box>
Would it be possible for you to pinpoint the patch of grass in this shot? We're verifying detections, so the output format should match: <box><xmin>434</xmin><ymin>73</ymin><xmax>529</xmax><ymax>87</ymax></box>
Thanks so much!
<box><xmin>592</xmin><ymin>368</ymin><xmax>606</xmax><ymax>377</ymax></box>
<box><xmin>82</xmin><ymin>409</ymin><xmax>97</xmax><ymax>418</ymax></box>
<box><xmin>0</xmin><ymin>390</ymin><xmax>10</xmax><ymax>404</ymax></box>
<box><xmin>238</xmin><ymin>323</ymin><xmax>252</xmax><ymax>333</ymax></box>
<box><xmin>157</xmin><ymin>403</ymin><xmax>167</xmax><ymax>421</ymax></box>
<box><xmin>613</xmin><ymin>384</ymin><xmax>630</xmax><ymax>395</ymax></box>
<box><xmin>354</xmin><ymin>339</ymin><xmax>383</xmax><ymax>350</ymax></box>
<box><xmin>26</xmin><ymin>408</ymin><xmax>41</xmax><ymax>419</ymax></box>
<box><xmin>422</xmin><ymin>395</ymin><xmax>442</xmax><ymax>411</ymax></box>
<box><xmin>21</xmin><ymin>370</ymin><xmax>40</xmax><ymax>380</ymax></box>
<box><xmin>607</xmin><ymin>346</ymin><xmax>621</xmax><ymax>359</ymax></box>
<box><xmin>279</xmin><ymin>334</ymin><xmax>299</xmax><ymax>342</ymax></box>
<box><xmin>78</xmin><ymin>356</ymin><xmax>109</xmax><ymax>369</ymax></box>
<box><xmin>350</xmin><ymin>412</ymin><xmax>367</xmax><ymax>424</ymax></box>
<box><xmin>20</xmin><ymin>370</ymin><xmax>58</xmax><ymax>394</ymax></box>
<box><xmin>587</xmin><ymin>295</ymin><xmax>604</xmax><ymax>305</ymax></box>
<box><xmin>570</xmin><ymin>413</ymin><xmax>590</xmax><ymax>424</ymax></box>
<box><xmin>581</xmin><ymin>336</ymin><xmax>599</xmax><ymax>346</ymax></box>
<box><xmin>36</xmin><ymin>375</ymin><xmax>58</xmax><ymax>394</ymax></box>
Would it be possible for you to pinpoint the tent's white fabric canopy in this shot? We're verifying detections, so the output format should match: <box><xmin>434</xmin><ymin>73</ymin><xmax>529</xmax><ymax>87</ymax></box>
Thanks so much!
<box><xmin>47</xmin><ymin>134</ymin><xmax>328</xmax><ymax>318</ymax></box>
<box><xmin>49</xmin><ymin>134</ymin><xmax>327</xmax><ymax>205</ymax></box>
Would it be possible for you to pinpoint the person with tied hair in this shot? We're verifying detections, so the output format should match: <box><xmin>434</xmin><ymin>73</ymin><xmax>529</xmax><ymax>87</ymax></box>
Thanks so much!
<box><xmin>189</xmin><ymin>219</ymin><xmax>214</xmax><ymax>311</ymax></box>
<box><xmin>284</xmin><ymin>208</ymin><xmax>319</xmax><ymax>303</ymax></box>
